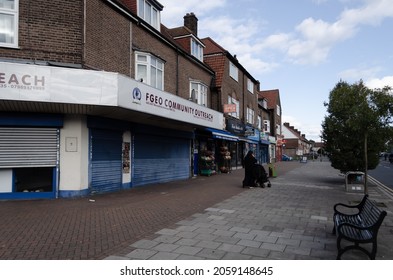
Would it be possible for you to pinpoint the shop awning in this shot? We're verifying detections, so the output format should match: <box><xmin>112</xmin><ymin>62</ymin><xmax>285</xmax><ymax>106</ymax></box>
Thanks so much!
<box><xmin>205</xmin><ymin>128</ymin><xmax>239</xmax><ymax>141</ymax></box>
<box><xmin>239</xmin><ymin>137</ymin><xmax>259</xmax><ymax>144</ymax></box>
<box><xmin>260</xmin><ymin>139</ymin><xmax>270</xmax><ymax>145</ymax></box>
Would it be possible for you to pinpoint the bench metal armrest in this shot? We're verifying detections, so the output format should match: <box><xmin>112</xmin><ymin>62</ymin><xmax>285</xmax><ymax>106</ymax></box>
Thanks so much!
<box><xmin>333</xmin><ymin>194</ymin><xmax>369</xmax><ymax>215</ymax></box>
<box><xmin>333</xmin><ymin>203</ymin><xmax>360</xmax><ymax>216</ymax></box>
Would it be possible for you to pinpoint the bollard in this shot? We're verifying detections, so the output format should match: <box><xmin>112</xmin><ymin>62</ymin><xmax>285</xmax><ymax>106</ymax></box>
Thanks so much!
<box><xmin>268</xmin><ymin>163</ymin><xmax>277</xmax><ymax>178</ymax></box>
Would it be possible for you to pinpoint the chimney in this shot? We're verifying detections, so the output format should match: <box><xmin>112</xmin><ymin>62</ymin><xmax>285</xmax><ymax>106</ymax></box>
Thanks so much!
<box><xmin>184</xmin><ymin>13</ymin><xmax>198</xmax><ymax>36</ymax></box>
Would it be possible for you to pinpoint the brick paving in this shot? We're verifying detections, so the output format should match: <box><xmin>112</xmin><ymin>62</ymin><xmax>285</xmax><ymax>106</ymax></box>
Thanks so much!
<box><xmin>1</xmin><ymin>160</ymin><xmax>392</xmax><ymax>260</ymax></box>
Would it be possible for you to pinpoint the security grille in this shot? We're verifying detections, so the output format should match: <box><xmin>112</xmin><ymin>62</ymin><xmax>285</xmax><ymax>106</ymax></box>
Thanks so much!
<box><xmin>0</xmin><ymin>127</ymin><xmax>59</xmax><ymax>168</ymax></box>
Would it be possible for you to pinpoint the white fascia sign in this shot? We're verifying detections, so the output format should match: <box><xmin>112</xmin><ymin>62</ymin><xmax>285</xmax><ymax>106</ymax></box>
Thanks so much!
<box><xmin>0</xmin><ymin>62</ymin><xmax>224</xmax><ymax>129</ymax></box>
<box><xmin>117</xmin><ymin>75</ymin><xmax>224</xmax><ymax>130</ymax></box>
<box><xmin>0</xmin><ymin>62</ymin><xmax>118</xmax><ymax>105</ymax></box>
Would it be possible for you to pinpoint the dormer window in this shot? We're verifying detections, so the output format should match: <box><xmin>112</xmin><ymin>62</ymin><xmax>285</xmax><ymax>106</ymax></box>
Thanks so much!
<box><xmin>191</xmin><ymin>38</ymin><xmax>203</xmax><ymax>61</ymax></box>
<box><xmin>262</xmin><ymin>99</ymin><xmax>267</xmax><ymax>109</ymax></box>
<box><xmin>138</xmin><ymin>0</ymin><xmax>161</xmax><ymax>30</ymax></box>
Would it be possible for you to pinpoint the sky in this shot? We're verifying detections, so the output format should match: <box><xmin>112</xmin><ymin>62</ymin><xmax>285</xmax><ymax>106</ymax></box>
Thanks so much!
<box><xmin>157</xmin><ymin>0</ymin><xmax>393</xmax><ymax>141</ymax></box>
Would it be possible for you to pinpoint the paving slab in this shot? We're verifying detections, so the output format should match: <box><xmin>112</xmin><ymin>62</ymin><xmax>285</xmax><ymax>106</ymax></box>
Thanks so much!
<box><xmin>1</xmin><ymin>160</ymin><xmax>392</xmax><ymax>260</ymax></box>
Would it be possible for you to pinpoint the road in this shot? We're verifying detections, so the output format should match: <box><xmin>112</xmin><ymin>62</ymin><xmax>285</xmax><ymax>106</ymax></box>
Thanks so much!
<box><xmin>369</xmin><ymin>158</ymin><xmax>393</xmax><ymax>190</ymax></box>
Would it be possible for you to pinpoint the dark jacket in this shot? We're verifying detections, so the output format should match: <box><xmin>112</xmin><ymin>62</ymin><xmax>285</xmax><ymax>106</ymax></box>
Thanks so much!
<box><xmin>243</xmin><ymin>151</ymin><xmax>257</xmax><ymax>186</ymax></box>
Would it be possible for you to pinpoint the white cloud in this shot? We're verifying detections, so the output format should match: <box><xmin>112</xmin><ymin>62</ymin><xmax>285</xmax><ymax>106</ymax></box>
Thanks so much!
<box><xmin>286</xmin><ymin>0</ymin><xmax>393</xmax><ymax>65</ymax></box>
<box><xmin>236</xmin><ymin>53</ymin><xmax>279</xmax><ymax>75</ymax></box>
<box><xmin>159</xmin><ymin>0</ymin><xmax>393</xmax><ymax>75</ymax></box>
<box><xmin>365</xmin><ymin>76</ymin><xmax>393</xmax><ymax>90</ymax></box>
<box><xmin>338</xmin><ymin>66</ymin><xmax>382</xmax><ymax>81</ymax></box>
<box><xmin>282</xmin><ymin>115</ymin><xmax>322</xmax><ymax>141</ymax></box>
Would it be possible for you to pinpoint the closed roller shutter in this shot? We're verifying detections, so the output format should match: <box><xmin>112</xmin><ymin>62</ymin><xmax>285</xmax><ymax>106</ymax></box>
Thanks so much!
<box><xmin>90</xmin><ymin>129</ymin><xmax>122</xmax><ymax>194</ymax></box>
<box><xmin>0</xmin><ymin>127</ymin><xmax>59</xmax><ymax>168</ymax></box>
<box><xmin>134</xmin><ymin>134</ymin><xmax>190</xmax><ymax>187</ymax></box>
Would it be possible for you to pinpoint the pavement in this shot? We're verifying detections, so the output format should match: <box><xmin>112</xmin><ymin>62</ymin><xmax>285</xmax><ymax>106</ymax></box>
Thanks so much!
<box><xmin>1</xmin><ymin>159</ymin><xmax>392</xmax><ymax>260</ymax></box>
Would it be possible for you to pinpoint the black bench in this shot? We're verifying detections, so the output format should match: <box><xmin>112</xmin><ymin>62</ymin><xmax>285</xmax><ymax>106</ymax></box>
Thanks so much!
<box><xmin>332</xmin><ymin>194</ymin><xmax>387</xmax><ymax>259</ymax></box>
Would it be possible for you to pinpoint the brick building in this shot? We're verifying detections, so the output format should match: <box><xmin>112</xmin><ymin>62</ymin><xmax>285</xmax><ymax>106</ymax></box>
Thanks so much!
<box><xmin>0</xmin><ymin>0</ymin><xmax>276</xmax><ymax>200</ymax></box>
<box><xmin>282</xmin><ymin>122</ymin><xmax>311</xmax><ymax>158</ymax></box>
<box><xmin>201</xmin><ymin>37</ymin><xmax>261</xmax><ymax>169</ymax></box>
<box><xmin>259</xmin><ymin>89</ymin><xmax>283</xmax><ymax>162</ymax></box>
<box><xmin>0</xmin><ymin>0</ymin><xmax>222</xmax><ymax>199</ymax></box>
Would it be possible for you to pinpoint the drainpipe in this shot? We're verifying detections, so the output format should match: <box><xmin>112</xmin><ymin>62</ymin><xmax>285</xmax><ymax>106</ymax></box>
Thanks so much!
<box><xmin>176</xmin><ymin>48</ymin><xmax>180</xmax><ymax>96</ymax></box>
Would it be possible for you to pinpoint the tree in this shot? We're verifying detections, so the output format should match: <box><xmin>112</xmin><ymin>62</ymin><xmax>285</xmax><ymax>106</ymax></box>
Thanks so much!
<box><xmin>322</xmin><ymin>80</ymin><xmax>393</xmax><ymax>194</ymax></box>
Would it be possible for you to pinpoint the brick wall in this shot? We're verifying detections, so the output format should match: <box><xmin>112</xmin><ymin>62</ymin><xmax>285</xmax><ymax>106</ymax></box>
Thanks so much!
<box><xmin>0</xmin><ymin>0</ymin><xmax>214</xmax><ymax>105</ymax></box>
<box><xmin>84</xmin><ymin>0</ymin><xmax>131</xmax><ymax>74</ymax></box>
<box><xmin>133</xmin><ymin>24</ymin><xmax>213</xmax><ymax>100</ymax></box>
<box><xmin>0</xmin><ymin>0</ymin><xmax>83</xmax><ymax>64</ymax></box>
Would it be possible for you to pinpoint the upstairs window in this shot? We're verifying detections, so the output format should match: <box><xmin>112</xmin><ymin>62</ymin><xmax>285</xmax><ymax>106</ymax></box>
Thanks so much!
<box><xmin>257</xmin><ymin>116</ymin><xmax>262</xmax><ymax>130</ymax></box>
<box><xmin>262</xmin><ymin>99</ymin><xmax>268</xmax><ymax>109</ymax></box>
<box><xmin>191</xmin><ymin>38</ymin><xmax>203</xmax><ymax>61</ymax></box>
<box><xmin>246</xmin><ymin>107</ymin><xmax>254</xmax><ymax>125</ymax></box>
<box><xmin>227</xmin><ymin>96</ymin><xmax>239</xmax><ymax>119</ymax></box>
<box><xmin>276</xmin><ymin>124</ymin><xmax>281</xmax><ymax>135</ymax></box>
<box><xmin>229</xmin><ymin>62</ymin><xmax>238</xmax><ymax>82</ymax></box>
<box><xmin>264</xmin><ymin>120</ymin><xmax>270</xmax><ymax>133</ymax></box>
<box><xmin>190</xmin><ymin>81</ymin><xmax>207</xmax><ymax>106</ymax></box>
<box><xmin>135</xmin><ymin>52</ymin><xmax>164</xmax><ymax>90</ymax></box>
<box><xmin>0</xmin><ymin>0</ymin><xmax>18</xmax><ymax>48</ymax></box>
<box><xmin>138</xmin><ymin>0</ymin><xmax>160</xmax><ymax>30</ymax></box>
<box><xmin>276</xmin><ymin>104</ymin><xmax>281</xmax><ymax>116</ymax></box>
<box><xmin>247</xmin><ymin>78</ymin><xmax>254</xmax><ymax>93</ymax></box>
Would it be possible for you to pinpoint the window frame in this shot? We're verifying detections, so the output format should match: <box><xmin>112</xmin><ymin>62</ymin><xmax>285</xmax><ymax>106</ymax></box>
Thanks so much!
<box><xmin>190</xmin><ymin>81</ymin><xmax>208</xmax><ymax>106</ymax></box>
<box><xmin>227</xmin><ymin>96</ymin><xmax>240</xmax><ymax>119</ymax></box>
<box><xmin>229</xmin><ymin>62</ymin><xmax>238</xmax><ymax>82</ymax></box>
<box><xmin>191</xmin><ymin>38</ymin><xmax>203</xmax><ymax>62</ymax></box>
<box><xmin>0</xmin><ymin>0</ymin><xmax>19</xmax><ymax>48</ymax></box>
<box><xmin>246</xmin><ymin>107</ymin><xmax>254</xmax><ymax>125</ymax></box>
<box><xmin>247</xmin><ymin>78</ymin><xmax>254</xmax><ymax>93</ymax></box>
<box><xmin>264</xmin><ymin>120</ymin><xmax>270</xmax><ymax>133</ymax></box>
<box><xmin>135</xmin><ymin>52</ymin><xmax>165</xmax><ymax>90</ymax></box>
<box><xmin>137</xmin><ymin>0</ymin><xmax>160</xmax><ymax>30</ymax></box>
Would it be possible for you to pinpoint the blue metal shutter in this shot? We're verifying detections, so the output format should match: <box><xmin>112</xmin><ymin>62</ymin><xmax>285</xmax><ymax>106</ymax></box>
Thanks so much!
<box><xmin>133</xmin><ymin>134</ymin><xmax>190</xmax><ymax>187</ymax></box>
<box><xmin>90</xmin><ymin>129</ymin><xmax>122</xmax><ymax>194</ymax></box>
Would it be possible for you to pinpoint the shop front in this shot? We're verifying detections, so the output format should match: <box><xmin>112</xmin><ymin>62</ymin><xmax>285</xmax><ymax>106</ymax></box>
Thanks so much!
<box><xmin>244</xmin><ymin>126</ymin><xmax>260</xmax><ymax>160</ymax></box>
<box><xmin>133</xmin><ymin>124</ymin><xmax>194</xmax><ymax>186</ymax></box>
<box><xmin>259</xmin><ymin>132</ymin><xmax>270</xmax><ymax>164</ymax></box>
<box><xmin>194</xmin><ymin>128</ymin><xmax>239</xmax><ymax>176</ymax></box>
<box><xmin>269</xmin><ymin>136</ymin><xmax>277</xmax><ymax>163</ymax></box>
<box><xmin>226</xmin><ymin>118</ymin><xmax>246</xmax><ymax>169</ymax></box>
<box><xmin>0</xmin><ymin>62</ymin><xmax>225</xmax><ymax>199</ymax></box>
<box><xmin>0</xmin><ymin>113</ymin><xmax>63</xmax><ymax>199</ymax></box>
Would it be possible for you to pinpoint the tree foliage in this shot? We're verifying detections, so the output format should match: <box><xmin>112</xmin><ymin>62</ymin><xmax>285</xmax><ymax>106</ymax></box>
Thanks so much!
<box><xmin>322</xmin><ymin>80</ymin><xmax>393</xmax><ymax>175</ymax></box>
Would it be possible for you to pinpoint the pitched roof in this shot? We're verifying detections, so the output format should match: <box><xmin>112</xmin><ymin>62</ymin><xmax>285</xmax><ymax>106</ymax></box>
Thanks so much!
<box><xmin>202</xmin><ymin>37</ymin><xmax>226</xmax><ymax>55</ymax></box>
<box><xmin>283</xmin><ymin>122</ymin><xmax>308</xmax><ymax>142</ymax></box>
<box><xmin>166</xmin><ymin>26</ymin><xmax>194</xmax><ymax>37</ymax></box>
<box><xmin>203</xmin><ymin>55</ymin><xmax>226</xmax><ymax>88</ymax></box>
<box><xmin>259</xmin><ymin>89</ymin><xmax>280</xmax><ymax>109</ymax></box>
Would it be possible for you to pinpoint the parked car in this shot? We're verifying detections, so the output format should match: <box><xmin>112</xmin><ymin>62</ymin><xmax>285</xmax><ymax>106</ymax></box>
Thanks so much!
<box><xmin>282</xmin><ymin>154</ymin><xmax>293</xmax><ymax>161</ymax></box>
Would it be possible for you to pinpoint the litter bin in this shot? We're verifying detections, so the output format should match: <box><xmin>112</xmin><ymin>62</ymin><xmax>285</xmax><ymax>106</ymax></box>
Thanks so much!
<box><xmin>345</xmin><ymin>171</ymin><xmax>365</xmax><ymax>192</ymax></box>
<box><xmin>268</xmin><ymin>163</ymin><xmax>277</xmax><ymax>178</ymax></box>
